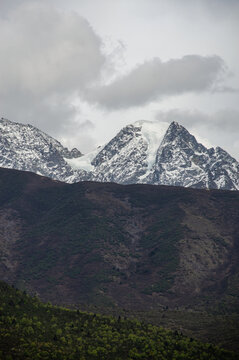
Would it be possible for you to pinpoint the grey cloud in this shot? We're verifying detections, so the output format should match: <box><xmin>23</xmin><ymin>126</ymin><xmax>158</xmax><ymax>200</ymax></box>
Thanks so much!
<box><xmin>77</xmin><ymin>120</ymin><xmax>95</xmax><ymax>130</ymax></box>
<box><xmin>156</xmin><ymin>108</ymin><xmax>239</xmax><ymax>132</ymax></box>
<box><xmin>57</xmin><ymin>118</ymin><xmax>96</xmax><ymax>154</ymax></box>
<box><xmin>155</xmin><ymin>109</ymin><xmax>209</xmax><ymax>127</ymax></box>
<box><xmin>0</xmin><ymin>1</ymin><xmax>106</xmax><ymax>148</ymax></box>
<box><xmin>0</xmin><ymin>0</ymin><xmax>31</xmax><ymax>17</ymax></box>
<box><xmin>86</xmin><ymin>55</ymin><xmax>227</xmax><ymax>109</ymax></box>
<box><xmin>200</xmin><ymin>0</ymin><xmax>239</xmax><ymax>18</ymax></box>
<box><xmin>0</xmin><ymin>2</ymin><xmax>105</xmax><ymax>94</ymax></box>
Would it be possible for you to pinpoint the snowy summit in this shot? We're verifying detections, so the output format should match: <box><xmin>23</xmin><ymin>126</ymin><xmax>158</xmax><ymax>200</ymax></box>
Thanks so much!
<box><xmin>1</xmin><ymin>117</ymin><xmax>239</xmax><ymax>191</ymax></box>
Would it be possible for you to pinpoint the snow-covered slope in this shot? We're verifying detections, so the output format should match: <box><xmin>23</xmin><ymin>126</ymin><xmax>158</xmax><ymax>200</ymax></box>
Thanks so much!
<box><xmin>0</xmin><ymin>117</ymin><xmax>239</xmax><ymax>190</ymax></box>
<box><xmin>88</xmin><ymin>120</ymin><xmax>169</xmax><ymax>184</ymax></box>
<box><xmin>146</xmin><ymin>121</ymin><xmax>239</xmax><ymax>190</ymax></box>
<box><xmin>0</xmin><ymin>117</ymin><xmax>88</xmax><ymax>182</ymax></box>
<box><xmin>80</xmin><ymin>120</ymin><xmax>239</xmax><ymax>190</ymax></box>
<box><xmin>65</xmin><ymin>146</ymin><xmax>102</xmax><ymax>172</ymax></box>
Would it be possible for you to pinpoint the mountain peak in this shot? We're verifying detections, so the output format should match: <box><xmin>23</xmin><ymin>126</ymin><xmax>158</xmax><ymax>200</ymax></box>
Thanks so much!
<box><xmin>0</xmin><ymin>116</ymin><xmax>239</xmax><ymax>191</ymax></box>
<box><xmin>167</xmin><ymin>120</ymin><xmax>186</xmax><ymax>133</ymax></box>
<box><xmin>170</xmin><ymin>120</ymin><xmax>180</xmax><ymax>127</ymax></box>
<box><xmin>63</xmin><ymin>147</ymin><xmax>82</xmax><ymax>159</ymax></box>
<box><xmin>0</xmin><ymin>116</ymin><xmax>86</xmax><ymax>183</ymax></box>
<box><xmin>161</xmin><ymin>120</ymin><xmax>193</xmax><ymax>146</ymax></box>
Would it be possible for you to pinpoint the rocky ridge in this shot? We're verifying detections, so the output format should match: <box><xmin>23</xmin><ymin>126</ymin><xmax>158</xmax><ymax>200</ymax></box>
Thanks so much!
<box><xmin>0</xmin><ymin>117</ymin><xmax>88</xmax><ymax>183</ymax></box>
<box><xmin>0</xmin><ymin>117</ymin><xmax>239</xmax><ymax>190</ymax></box>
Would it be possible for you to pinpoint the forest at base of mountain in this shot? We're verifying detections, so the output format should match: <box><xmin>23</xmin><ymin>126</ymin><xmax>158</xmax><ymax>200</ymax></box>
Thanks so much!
<box><xmin>0</xmin><ymin>281</ymin><xmax>238</xmax><ymax>360</ymax></box>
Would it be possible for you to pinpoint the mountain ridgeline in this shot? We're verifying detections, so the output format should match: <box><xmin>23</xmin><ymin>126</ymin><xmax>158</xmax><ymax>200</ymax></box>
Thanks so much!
<box><xmin>1</xmin><ymin>117</ymin><xmax>239</xmax><ymax>190</ymax></box>
<box><xmin>0</xmin><ymin>167</ymin><xmax>239</xmax><ymax>350</ymax></box>
<box><xmin>0</xmin><ymin>117</ymin><xmax>87</xmax><ymax>183</ymax></box>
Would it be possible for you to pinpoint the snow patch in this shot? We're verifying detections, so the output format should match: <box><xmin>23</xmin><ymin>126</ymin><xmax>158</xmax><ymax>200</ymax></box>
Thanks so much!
<box><xmin>65</xmin><ymin>146</ymin><xmax>102</xmax><ymax>171</ymax></box>
<box><xmin>133</xmin><ymin>120</ymin><xmax>169</xmax><ymax>179</ymax></box>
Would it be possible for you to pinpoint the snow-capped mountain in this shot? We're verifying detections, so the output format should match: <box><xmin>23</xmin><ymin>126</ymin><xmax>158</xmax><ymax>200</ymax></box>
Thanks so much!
<box><xmin>0</xmin><ymin>117</ymin><xmax>88</xmax><ymax>183</ymax></box>
<box><xmin>0</xmin><ymin>117</ymin><xmax>239</xmax><ymax>190</ymax></box>
<box><xmin>80</xmin><ymin>120</ymin><xmax>239</xmax><ymax>190</ymax></box>
<box><xmin>146</xmin><ymin>121</ymin><xmax>239</xmax><ymax>190</ymax></box>
<box><xmin>89</xmin><ymin>120</ymin><xmax>169</xmax><ymax>184</ymax></box>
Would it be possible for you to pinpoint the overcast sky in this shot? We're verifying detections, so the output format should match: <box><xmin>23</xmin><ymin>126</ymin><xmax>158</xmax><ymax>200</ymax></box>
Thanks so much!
<box><xmin>0</xmin><ymin>0</ymin><xmax>238</xmax><ymax>159</ymax></box>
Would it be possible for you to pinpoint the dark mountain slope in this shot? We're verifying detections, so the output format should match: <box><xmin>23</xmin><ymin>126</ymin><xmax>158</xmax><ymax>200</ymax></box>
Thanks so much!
<box><xmin>0</xmin><ymin>167</ymin><xmax>239</xmax><ymax>348</ymax></box>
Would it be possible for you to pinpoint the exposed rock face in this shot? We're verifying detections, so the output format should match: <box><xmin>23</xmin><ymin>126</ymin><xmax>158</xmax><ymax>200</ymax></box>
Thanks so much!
<box><xmin>91</xmin><ymin>124</ymin><xmax>149</xmax><ymax>183</ymax></box>
<box><xmin>87</xmin><ymin>120</ymin><xmax>239</xmax><ymax>190</ymax></box>
<box><xmin>1</xmin><ymin>117</ymin><xmax>239</xmax><ymax>190</ymax></box>
<box><xmin>146</xmin><ymin>121</ymin><xmax>239</xmax><ymax>190</ymax></box>
<box><xmin>0</xmin><ymin>117</ymin><xmax>88</xmax><ymax>182</ymax></box>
